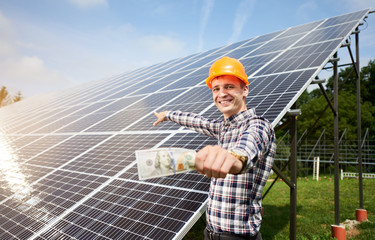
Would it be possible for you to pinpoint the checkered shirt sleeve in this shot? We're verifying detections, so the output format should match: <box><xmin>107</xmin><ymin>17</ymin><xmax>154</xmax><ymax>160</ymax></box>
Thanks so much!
<box><xmin>166</xmin><ymin>109</ymin><xmax>276</xmax><ymax>236</ymax></box>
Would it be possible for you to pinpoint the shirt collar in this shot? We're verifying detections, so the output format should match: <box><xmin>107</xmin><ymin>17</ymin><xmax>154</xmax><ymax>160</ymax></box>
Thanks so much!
<box><xmin>224</xmin><ymin>108</ymin><xmax>256</xmax><ymax>124</ymax></box>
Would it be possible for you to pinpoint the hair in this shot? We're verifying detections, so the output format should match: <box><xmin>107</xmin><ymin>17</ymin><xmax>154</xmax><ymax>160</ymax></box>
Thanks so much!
<box><xmin>239</xmin><ymin>81</ymin><xmax>246</xmax><ymax>89</ymax></box>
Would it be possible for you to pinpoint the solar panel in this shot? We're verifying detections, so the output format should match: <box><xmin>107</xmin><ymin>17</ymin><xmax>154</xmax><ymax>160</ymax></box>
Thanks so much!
<box><xmin>0</xmin><ymin>9</ymin><xmax>370</xmax><ymax>240</ymax></box>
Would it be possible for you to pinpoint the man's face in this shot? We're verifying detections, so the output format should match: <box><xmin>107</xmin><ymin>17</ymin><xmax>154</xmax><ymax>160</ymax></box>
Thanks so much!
<box><xmin>211</xmin><ymin>75</ymin><xmax>249</xmax><ymax>119</ymax></box>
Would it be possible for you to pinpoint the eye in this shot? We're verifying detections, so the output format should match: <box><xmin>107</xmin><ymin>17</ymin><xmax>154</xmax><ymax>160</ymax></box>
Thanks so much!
<box><xmin>212</xmin><ymin>87</ymin><xmax>219</xmax><ymax>92</ymax></box>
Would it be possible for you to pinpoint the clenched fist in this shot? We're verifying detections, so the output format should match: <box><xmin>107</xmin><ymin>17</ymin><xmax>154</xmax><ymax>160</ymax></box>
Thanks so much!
<box><xmin>195</xmin><ymin>145</ymin><xmax>243</xmax><ymax>179</ymax></box>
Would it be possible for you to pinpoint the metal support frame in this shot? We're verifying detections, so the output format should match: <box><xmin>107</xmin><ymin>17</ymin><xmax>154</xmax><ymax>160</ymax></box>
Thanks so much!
<box><xmin>261</xmin><ymin>18</ymin><xmax>368</xmax><ymax>239</ymax></box>
<box><xmin>265</xmin><ymin>45</ymin><xmax>363</xmax><ymax>238</ymax></box>
<box><xmin>317</xmin><ymin>28</ymin><xmax>365</xmax><ymax>227</ymax></box>
<box><xmin>333</xmin><ymin>51</ymin><xmax>340</xmax><ymax>225</ymax></box>
<box><xmin>318</xmin><ymin>83</ymin><xmax>336</xmax><ymax>115</ymax></box>
<box><xmin>355</xmin><ymin>28</ymin><xmax>364</xmax><ymax>210</ymax></box>
<box><xmin>322</xmin><ymin>62</ymin><xmax>356</xmax><ymax>69</ymax></box>
<box><xmin>329</xmin><ymin>129</ymin><xmax>347</xmax><ymax>162</ymax></box>
<box><xmin>265</xmin><ymin>109</ymin><xmax>301</xmax><ymax>193</ymax></box>
<box><xmin>263</xmin><ymin>108</ymin><xmax>299</xmax><ymax>240</ymax></box>
<box><xmin>342</xmin><ymin>28</ymin><xmax>364</xmax><ymax>210</ymax></box>
<box><xmin>289</xmin><ymin>104</ymin><xmax>297</xmax><ymax>240</ymax></box>
<box><xmin>264</xmin><ymin>108</ymin><xmax>301</xmax><ymax>195</ymax></box>
<box><xmin>299</xmin><ymin>68</ymin><xmax>353</xmax><ymax>145</ymax></box>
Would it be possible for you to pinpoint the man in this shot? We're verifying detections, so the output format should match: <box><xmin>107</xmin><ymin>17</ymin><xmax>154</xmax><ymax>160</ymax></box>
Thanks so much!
<box><xmin>153</xmin><ymin>56</ymin><xmax>276</xmax><ymax>240</ymax></box>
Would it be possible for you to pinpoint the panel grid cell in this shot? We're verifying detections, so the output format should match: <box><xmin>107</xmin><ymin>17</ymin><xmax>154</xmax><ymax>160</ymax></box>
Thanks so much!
<box><xmin>0</xmin><ymin>170</ymin><xmax>109</xmax><ymax>240</ymax></box>
<box><xmin>25</xmin><ymin>135</ymin><xmax>110</xmax><ymax>168</ymax></box>
<box><xmin>62</xmin><ymin>134</ymin><xmax>170</xmax><ymax>176</ymax></box>
<box><xmin>37</xmin><ymin>179</ymin><xmax>206</xmax><ymax>240</ymax></box>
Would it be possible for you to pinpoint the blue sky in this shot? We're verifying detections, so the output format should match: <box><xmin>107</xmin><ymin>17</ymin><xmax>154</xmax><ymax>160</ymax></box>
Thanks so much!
<box><xmin>0</xmin><ymin>0</ymin><xmax>374</xmax><ymax>98</ymax></box>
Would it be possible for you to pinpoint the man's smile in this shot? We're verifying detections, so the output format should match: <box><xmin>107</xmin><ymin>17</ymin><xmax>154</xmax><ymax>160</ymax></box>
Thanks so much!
<box><xmin>218</xmin><ymin>99</ymin><xmax>233</xmax><ymax>106</ymax></box>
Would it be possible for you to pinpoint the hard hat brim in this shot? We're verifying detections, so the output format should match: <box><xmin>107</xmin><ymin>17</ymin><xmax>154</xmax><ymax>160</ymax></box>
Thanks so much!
<box><xmin>206</xmin><ymin>71</ymin><xmax>249</xmax><ymax>89</ymax></box>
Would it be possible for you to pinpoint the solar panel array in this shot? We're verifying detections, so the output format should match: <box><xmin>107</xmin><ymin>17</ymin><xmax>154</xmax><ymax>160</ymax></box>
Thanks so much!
<box><xmin>0</xmin><ymin>9</ymin><xmax>370</xmax><ymax>240</ymax></box>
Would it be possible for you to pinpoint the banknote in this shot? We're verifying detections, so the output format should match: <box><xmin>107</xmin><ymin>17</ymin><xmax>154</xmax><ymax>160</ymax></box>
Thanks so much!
<box><xmin>136</xmin><ymin>148</ymin><xmax>196</xmax><ymax>180</ymax></box>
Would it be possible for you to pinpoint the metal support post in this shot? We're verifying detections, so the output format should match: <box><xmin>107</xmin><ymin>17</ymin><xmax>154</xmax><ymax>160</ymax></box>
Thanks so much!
<box><xmin>354</xmin><ymin>28</ymin><xmax>367</xmax><ymax>222</ymax></box>
<box><xmin>263</xmin><ymin>109</ymin><xmax>300</xmax><ymax>200</ymax></box>
<box><xmin>333</xmin><ymin>52</ymin><xmax>340</xmax><ymax>225</ymax></box>
<box><xmin>264</xmin><ymin>108</ymin><xmax>299</xmax><ymax>239</ymax></box>
<box><xmin>289</xmin><ymin>104</ymin><xmax>297</xmax><ymax>240</ymax></box>
<box><xmin>355</xmin><ymin>28</ymin><xmax>364</xmax><ymax>210</ymax></box>
<box><xmin>318</xmin><ymin>83</ymin><xmax>336</xmax><ymax>115</ymax></box>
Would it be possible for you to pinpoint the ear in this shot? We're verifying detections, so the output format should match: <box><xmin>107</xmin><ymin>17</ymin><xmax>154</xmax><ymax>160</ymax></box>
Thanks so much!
<box><xmin>242</xmin><ymin>85</ymin><xmax>249</xmax><ymax>98</ymax></box>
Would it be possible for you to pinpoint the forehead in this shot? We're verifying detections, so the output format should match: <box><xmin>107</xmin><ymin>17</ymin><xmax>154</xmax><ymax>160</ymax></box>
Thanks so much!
<box><xmin>211</xmin><ymin>75</ymin><xmax>242</xmax><ymax>87</ymax></box>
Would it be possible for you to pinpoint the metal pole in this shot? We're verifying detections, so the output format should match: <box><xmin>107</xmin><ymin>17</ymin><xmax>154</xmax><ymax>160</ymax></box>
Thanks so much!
<box><xmin>333</xmin><ymin>52</ymin><xmax>340</xmax><ymax>225</ymax></box>
<box><xmin>355</xmin><ymin>28</ymin><xmax>363</xmax><ymax>209</ymax></box>
<box><xmin>290</xmin><ymin>104</ymin><xmax>297</xmax><ymax>240</ymax></box>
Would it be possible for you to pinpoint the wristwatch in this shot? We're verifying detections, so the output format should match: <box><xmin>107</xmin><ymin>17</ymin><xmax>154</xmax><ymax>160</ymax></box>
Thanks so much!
<box><xmin>228</xmin><ymin>149</ymin><xmax>248</xmax><ymax>172</ymax></box>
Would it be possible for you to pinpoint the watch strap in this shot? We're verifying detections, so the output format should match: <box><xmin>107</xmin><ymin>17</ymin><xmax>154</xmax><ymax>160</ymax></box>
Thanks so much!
<box><xmin>228</xmin><ymin>150</ymin><xmax>248</xmax><ymax>172</ymax></box>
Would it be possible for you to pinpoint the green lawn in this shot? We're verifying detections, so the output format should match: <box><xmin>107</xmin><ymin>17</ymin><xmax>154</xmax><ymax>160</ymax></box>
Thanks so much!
<box><xmin>184</xmin><ymin>177</ymin><xmax>375</xmax><ymax>240</ymax></box>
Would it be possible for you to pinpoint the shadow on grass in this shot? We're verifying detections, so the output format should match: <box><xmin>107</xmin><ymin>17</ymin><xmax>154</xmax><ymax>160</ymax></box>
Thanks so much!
<box><xmin>261</xmin><ymin>203</ymin><xmax>297</xmax><ymax>239</ymax></box>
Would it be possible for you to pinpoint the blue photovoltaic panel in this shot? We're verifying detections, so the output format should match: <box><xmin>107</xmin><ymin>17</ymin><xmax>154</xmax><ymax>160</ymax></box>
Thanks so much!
<box><xmin>0</xmin><ymin>9</ymin><xmax>370</xmax><ymax>240</ymax></box>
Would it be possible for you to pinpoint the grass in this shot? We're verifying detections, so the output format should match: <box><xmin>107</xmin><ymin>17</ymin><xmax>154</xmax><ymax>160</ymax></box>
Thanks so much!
<box><xmin>183</xmin><ymin>177</ymin><xmax>375</xmax><ymax>240</ymax></box>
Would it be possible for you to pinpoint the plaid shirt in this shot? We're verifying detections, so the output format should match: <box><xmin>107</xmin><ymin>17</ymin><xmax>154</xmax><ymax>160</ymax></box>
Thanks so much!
<box><xmin>166</xmin><ymin>108</ymin><xmax>276</xmax><ymax>236</ymax></box>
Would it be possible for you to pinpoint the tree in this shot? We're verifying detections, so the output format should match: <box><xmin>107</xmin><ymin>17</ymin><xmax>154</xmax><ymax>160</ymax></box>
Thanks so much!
<box><xmin>297</xmin><ymin>91</ymin><xmax>375</xmax><ymax>141</ymax></box>
<box><xmin>0</xmin><ymin>86</ymin><xmax>11</xmax><ymax>107</ymax></box>
<box><xmin>0</xmin><ymin>86</ymin><xmax>23</xmax><ymax>108</ymax></box>
<box><xmin>361</xmin><ymin>59</ymin><xmax>375</xmax><ymax>105</ymax></box>
<box><xmin>297</xmin><ymin>59</ymin><xmax>375</xmax><ymax>141</ymax></box>
<box><xmin>326</xmin><ymin>59</ymin><xmax>375</xmax><ymax>105</ymax></box>
<box><xmin>13</xmin><ymin>91</ymin><xmax>23</xmax><ymax>103</ymax></box>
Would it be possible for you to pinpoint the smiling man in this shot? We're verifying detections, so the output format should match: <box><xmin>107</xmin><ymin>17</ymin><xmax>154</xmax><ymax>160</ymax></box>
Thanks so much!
<box><xmin>153</xmin><ymin>56</ymin><xmax>276</xmax><ymax>240</ymax></box>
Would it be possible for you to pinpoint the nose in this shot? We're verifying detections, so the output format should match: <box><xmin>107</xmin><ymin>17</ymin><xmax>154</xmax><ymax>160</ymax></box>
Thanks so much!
<box><xmin>218</xmin><ymin>88</ymin><xmax>228</xmax><ymax>97</ymax></box>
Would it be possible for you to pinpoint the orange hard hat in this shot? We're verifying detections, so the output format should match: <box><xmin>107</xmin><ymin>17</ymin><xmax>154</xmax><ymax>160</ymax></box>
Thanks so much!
<box><xmin>206</xmin><ymin>56</ymin><xmax>248</xmax><ymax>89</ymax></box>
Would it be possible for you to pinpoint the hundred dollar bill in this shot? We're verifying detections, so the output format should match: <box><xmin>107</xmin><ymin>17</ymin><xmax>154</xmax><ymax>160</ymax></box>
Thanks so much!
<box><xmin>136</xmin><ymin>148</ymin><xmax>196</xmax><ymax>180</ymax></box>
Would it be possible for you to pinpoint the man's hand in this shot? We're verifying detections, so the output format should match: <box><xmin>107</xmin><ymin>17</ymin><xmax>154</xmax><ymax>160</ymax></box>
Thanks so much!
<box><xmin>153</xmin><ymin>111</ymin><xmax>168</xmax><ymax>126</ymax></box>
<box><xmin>195</xmin><ymin>145</ymin><xmax>243</xmax><ymax>179</ymax></box>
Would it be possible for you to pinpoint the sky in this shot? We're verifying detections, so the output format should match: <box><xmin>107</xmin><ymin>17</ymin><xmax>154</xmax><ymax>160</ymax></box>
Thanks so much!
<box><xmin>0</xmin><ymin>0</ymin><xmax>374</xmax><ymax>98</ymax></box>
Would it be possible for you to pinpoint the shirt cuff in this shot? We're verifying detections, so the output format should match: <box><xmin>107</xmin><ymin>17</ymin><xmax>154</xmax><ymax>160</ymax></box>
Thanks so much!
<box><xmin>165</xmin><ymin>110</ymin><xmax>172</xmax><ymax>120</ymax></box>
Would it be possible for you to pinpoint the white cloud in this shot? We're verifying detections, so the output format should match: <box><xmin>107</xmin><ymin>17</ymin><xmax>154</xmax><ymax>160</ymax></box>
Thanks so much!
<box><xmin>0</xmin><ymin>6</ymin><xmax>189</xmax><ymax>98</ymax></box>
<box><xmin>228</xmin><ymin>0</ymin><xmax>256</xmax><ymax>44</ymax></box>
<box><xmin>68</xmin><ymin>0</ymin><xmax>108</xmax><ymax>8</ymax></box>
<box><xmin>0</xmin><ymin>11</ymin><xmax>72</xmax><ymax>97</ymax></box>
<box><xmin>97</xmin><ymin>23</ymin><xmax>188</xmax><ymax>68</ymax></box>
<box><xmin>0</xmin><ymin>39</ymin><xmax>15</xmax><ymax>57</ymax></box>
<box><xmin>0</xmin><ymin>55</ymin><xmax>72</xmax><ymax>97</ymax></box>
<box><xmin>198</xmin><ymin>0</ymin><xmax>215</xmax><ymax>52</ymax></box>
<box><xmin>1</xmin><ymin>56</ymin><xmax>69</xmax><ymax>84</ymax></box>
